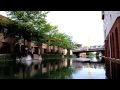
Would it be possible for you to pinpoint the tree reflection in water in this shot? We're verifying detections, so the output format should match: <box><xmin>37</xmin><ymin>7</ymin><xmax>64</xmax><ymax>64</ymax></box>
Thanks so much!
<box><xmin>32</xmin><ymin>67</ymin><xmax>75</xmax><ymax>79</ymax></box>
<box><xmin>0</xmin><ymin>57</ymin><xmax>105</xmax><ymax>79</ymax></box>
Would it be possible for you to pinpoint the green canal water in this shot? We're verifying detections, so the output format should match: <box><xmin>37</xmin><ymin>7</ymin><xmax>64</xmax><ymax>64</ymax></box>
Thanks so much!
<box><xmin>0</xmin><ymin>57</ymin><xmax>106</xmax><ymax>79</ymax></box>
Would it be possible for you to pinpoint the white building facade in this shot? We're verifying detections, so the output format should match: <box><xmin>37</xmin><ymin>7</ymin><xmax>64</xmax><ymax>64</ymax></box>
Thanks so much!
<box><xmin>102</xmin><ymin>11</ymin><xmax>120</xmax><ymax>40</ymax></box>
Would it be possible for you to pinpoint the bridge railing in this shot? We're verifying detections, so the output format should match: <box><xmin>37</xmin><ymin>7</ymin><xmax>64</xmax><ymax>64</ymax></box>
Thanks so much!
<box><xmin>73</xmin><ymin>45</ymin><xmax>104</xmax><ymax>52</ymax></box>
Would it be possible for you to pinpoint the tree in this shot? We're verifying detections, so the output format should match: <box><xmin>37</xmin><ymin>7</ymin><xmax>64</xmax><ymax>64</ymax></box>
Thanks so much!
<box><xmin>6</xmin><ymin>11</ymin><xmax>50</xmax><ymax>43</ymax></box>
<box><xmin>6</xmin><ymin>11</ymin><xmax>77</xmax><ymax>51</ymax></box>
<box><xmin>51</xmin><ymin>32</ymin><xmax>77</xmax><ymax>49</ymax></box>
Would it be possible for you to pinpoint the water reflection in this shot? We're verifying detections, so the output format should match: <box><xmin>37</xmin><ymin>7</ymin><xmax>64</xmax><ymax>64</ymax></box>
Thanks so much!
<box><xmin>0</xmin><ymin>60</ymin><xmax>15</xmax><ymax>79</ymax></box>
<box><xmin>0</xmin><ymin>57</ymin><xmax>106</xmax><ymax>79</ymax></box>
<box><xmin>32</xmin><ymin>67</ymin><xmax>75</xmax><ymax>79</ymax></box>
<box><xmin>16</xmin><ymin>55</ymin><xmax>32</xmax><ymax>66</ymax></box>
<box><xmin>32</xmin><ymin>57</ymin><xmax>106</xmax><ymax>79</ymax></box>
<box><xmin>90</xmin><ymin>56</ymin><xmax>102</xmax><ymax>62</ymax></box>
<box><xmin>71</xmin><ymin>61</ymin><xmax>106</xmax><ymax>79</ymax></box>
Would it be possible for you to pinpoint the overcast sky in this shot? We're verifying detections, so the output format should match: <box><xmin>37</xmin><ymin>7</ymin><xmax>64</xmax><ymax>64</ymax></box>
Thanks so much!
<box><xmin>0</xmin><ymin>11</ymin><xmax>104</xmax><ymax>46</ymax></box>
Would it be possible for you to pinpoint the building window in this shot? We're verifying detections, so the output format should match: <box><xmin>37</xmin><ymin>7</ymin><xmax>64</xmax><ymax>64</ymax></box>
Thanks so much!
<box><xmin>112</xmin><ymin>33</ymin><xmax>115</xmax><ymax>58</ymax></box>
<box><xmin>34</xmin><ymin>47</ymin><xmax>38</xmax><ymax>54</ymax></box>
<box><xmin>102</xmin><ymin>14</ymin><xmax>104</xmax><ymax>20</ymax></box>
<box><xmin>105</xmin><ymin>29</ymin><xmax>106</xmax><ymax>36</ymax></box>
<box><xmin>110</xmin><ymin>14</ymin><xmax>112</xmax><ymax>20</ymax></box>
<box><xmin>115</xmin><ymin>27</ymin><xmax>119</xmax><ymax>58</ymax></box>
<box><xmin>104</xmin><ymin>29</ymin><xmax>106</xmax><ymax>39</ymax></box>
<box><xmin>102</xmin><ymin>11</ymin><xmax>104</xmax><ymax>20</ymax></box>
<box><xmin>110</xmin><ymin>35</ymin><xmax>112</xmax><ymax>57</ymax></box>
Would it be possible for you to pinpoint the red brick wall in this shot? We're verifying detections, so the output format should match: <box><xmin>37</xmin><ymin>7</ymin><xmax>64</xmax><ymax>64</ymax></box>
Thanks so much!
<box><xmin>105</xmin><ymin>17</ymin><xmax>120</xmax><ymax>59</ymax></box>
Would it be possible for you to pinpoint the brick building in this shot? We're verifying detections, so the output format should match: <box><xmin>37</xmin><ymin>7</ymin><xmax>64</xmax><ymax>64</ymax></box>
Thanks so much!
<box><xmin>102</xmin><ymin>11</ymin><xmax>120</xmax><ymax>79</ymax></box>
<box><xmin>102</xmin><ymin>11</ymin><xmax>120</xmax><ymax>59</ymax></box>
<box><xmin>0</xmin><ymin>15</ymin><xmax>65</xmax><ymax>56</ymax></box>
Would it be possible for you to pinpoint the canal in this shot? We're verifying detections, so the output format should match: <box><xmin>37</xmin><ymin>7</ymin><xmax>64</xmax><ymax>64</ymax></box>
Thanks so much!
<box><xmin>0</xmin><ymin>56</ymin><xmax>106</xmax><ymax>79</ymax></box>
<box><xmin>71</xmin><ymin>61</ymin><xmax>106</xmax><ymax>79</ymax></box>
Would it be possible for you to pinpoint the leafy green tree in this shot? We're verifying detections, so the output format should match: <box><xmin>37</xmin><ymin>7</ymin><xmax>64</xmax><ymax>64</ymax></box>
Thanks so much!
<box><xmin>6</xmin><ymin>11</ymin><xmax>49</xmax><ymax>43</ymax></box>
<box><xmin>6</xmin><ymin>11</ymin><xmax>77</xmax><ymax>52</ymax></box>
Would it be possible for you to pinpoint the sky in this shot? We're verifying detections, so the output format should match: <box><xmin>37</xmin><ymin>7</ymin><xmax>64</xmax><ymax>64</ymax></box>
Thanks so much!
<box><xmin>0</xmin><ymin>11</ymin><xmax>104</xmax><ymax>46</ymax></box>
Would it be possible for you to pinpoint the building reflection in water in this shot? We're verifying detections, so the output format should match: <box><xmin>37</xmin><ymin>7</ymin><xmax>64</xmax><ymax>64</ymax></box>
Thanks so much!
<box><xmin>0</xmin><ymin>57</ymin><xmax>106</xmax><ymax>79</ymax></box>
<box><xmin>71</xmin><ymin>60</ymin><xmax>105</xmax><ymax>79</ymax></box>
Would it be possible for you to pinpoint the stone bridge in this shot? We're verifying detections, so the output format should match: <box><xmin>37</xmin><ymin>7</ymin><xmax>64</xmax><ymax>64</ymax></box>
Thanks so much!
<box><xmin>72</xmin><ymin>45</ymin><xmax>105</xmax><ymax>57</ymax></box>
